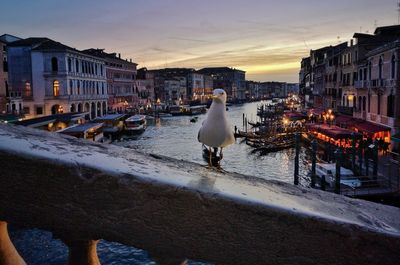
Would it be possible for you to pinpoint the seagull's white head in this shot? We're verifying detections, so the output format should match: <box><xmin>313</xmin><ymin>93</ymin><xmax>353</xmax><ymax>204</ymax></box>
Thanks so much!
<box><xmin>212</xmin><ymin>89</ymin><xmax>227</xmax><ymax>104</ymax></box>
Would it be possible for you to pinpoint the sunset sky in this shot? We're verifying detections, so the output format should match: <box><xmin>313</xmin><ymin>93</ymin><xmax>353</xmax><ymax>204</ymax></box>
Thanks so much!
<box><xmin>1</xmin><ymin>0</ymin><xmax>398</xmax><ymax>82</ymax></box>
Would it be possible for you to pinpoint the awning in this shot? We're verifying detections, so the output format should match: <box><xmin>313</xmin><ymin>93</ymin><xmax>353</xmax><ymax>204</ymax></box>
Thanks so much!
<box><xmin>353</xmin><ymin>121</ymin><xmax>391</xmax><ymax>134</ymax></box>
<box><xmin>308</xmin><ymin>108</ymin><xmax>324</xmax><ymax>115</ymax></box>
<box><xmin>284</xmin><ymin>111</ymin><xmax>307</xmax><ymax>121</ymax></box>
<box><xmin>307</xmin><ymin>124</ymin><xmax>361</xmax><ymax>139</ymax></box>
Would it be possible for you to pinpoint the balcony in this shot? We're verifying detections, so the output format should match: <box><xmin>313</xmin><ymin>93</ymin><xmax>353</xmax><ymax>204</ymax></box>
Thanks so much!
<box><xmin>0</xmin><ymin>125</ymin><xmax>399</xmax><ymax>265</ymax></box>
<box><xmin>354</xmin><ymin>80</ymin><xmax>368</xmax><ymax>89</ymax></box>
<box><xmin>67</xmin><ymin>94</ymin><xmax>109</xmax><ymax>101</ymax></box>
<box><xmin>371</xmin><ymin>79</ymin><xmax>384</xmax><ymax>88</ymax></box>
<box><xmin>337</xmin><ymin>105</ymin><xmax>354</xmax><ymax>116</ymax></box>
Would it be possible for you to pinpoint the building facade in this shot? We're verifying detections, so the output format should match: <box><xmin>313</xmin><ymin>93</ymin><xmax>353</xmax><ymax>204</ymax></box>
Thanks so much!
<box><xmin>84</xmin><ymin>49</ymin><xmax>137</xmax><ymax>113</ymax></box>
<box><xmin>0</xmin><ymin>34</ymin><xmax>21</xmax><ymax>114</ymax></box>
<box><xmin>189</xmin><ymin>72</ymin><xmax>213</xmax><ymax>103</ymax></box>
<box><xmin>300</xmin><ymin>24</ymin><xmax>400</xmax><ymax>149</ymax></box>
<box><xmin>363</xmin><ymin>40</ymin><xmax>400</xmax><ymax>136</ymax></box>
<box><xmin>198</xmin><ymin>67</ymin><xmax>246</xmax><ymax>101</ymax></box>
<box><xmin>136</xmin><ymin>68</ymin><xmax>155</xmax><ymax>109</ymax></box>
<box><xmin>148</xmin><ymin>68</ymin><xmax>195</xmax><ymax>103</ymax></box>
<box><xmin>7</xmin><ymin>38</ymin><xmax>108</xmax><ymax>119</ymax></box>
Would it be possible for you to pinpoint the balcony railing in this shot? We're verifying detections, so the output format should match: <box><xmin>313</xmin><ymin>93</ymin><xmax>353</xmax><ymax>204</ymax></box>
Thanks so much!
<box><xmin>354</xmin><ymin>80</ymin><xmax>368</xmax><ymax>89</ymax></box>
<box><xmin>371</xmin><ymin>79</ymin><xmax>384</xmax><ymax>88</ymax></box>
<box><xmin>68</xmin><ymin>94</ymin><xmax>109</xmax><ymax>101</ymax></box>
<box><xmin>337</xmin><ymin>105</ymin><xmax>354</xmax><ymax>116</ymax></box>
<box><xmin>0</xmin><ymin>125</ymin><xmax>399</xmax><ymax>264</ymax></box>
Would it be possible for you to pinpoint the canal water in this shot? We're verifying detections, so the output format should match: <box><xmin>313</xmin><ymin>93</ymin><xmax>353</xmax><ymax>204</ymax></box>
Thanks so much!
<box><xmin>10</xmin><ymin>101</ymin><xmax>311</xmax><ymax>265</ymax></box>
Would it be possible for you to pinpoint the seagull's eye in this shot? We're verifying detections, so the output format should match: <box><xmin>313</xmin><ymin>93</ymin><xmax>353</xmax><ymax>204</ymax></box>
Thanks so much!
<box><xmin>220</xmin><ymin>92</ymin><xmax>224</xmax><ymax>95</ymax></box>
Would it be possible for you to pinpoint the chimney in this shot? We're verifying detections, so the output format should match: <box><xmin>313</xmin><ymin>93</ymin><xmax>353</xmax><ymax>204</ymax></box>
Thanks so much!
<box><xmin>118</xmin><ymin>53</ymin><xmax>121</xmax><ymax>59</ymax></box>
<box><xmin>130</xmin><ymin>59</ymin><xmax>132</xmax><ymax>63</ymax></box>
<box><xmin>350</xmin><ymin>39</ymin><xmax>353</xmax><ymax>46</ymax></box>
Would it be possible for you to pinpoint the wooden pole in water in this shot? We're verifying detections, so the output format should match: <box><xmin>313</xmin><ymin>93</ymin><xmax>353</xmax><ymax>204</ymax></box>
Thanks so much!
<box><xmin>321</xmin><ymin>175</ymin><xmax>326</xmax><ymax>191</ymax></box>
<box><xmin>373</xmin><ymin>139</ymin><xmax>378</xmax><ymax>179</ymax></box>
<box><xmin>294</xmin><ymin>132</ymin><xmax>300</xmax><ymax>185</ymax></box>
<box><xmin>365</xmin><ymin>146</ymin><xmax>369</xmax><ymax>176</ymax></box>
<box><xmin>334</xmin><ymin>148</ymin><xmax>342</xmax><ymax>194</ymax></box>
<box><xmin>311</xmin><ymin>139</ymin><xmax>317</xmax><ymax>188</ymax></box>
<box><xmin>351</xmin><ymin>132</ymin><xmax>356</xmax><ymax>171</ymax></box>
<box><xmin>324</xmin><ymin>141</ymin><xmax>329</xmax><ymax>161</ymax></box>
<box><xmin>358</xmin><ymin>141</ymin><xmax>363</xmax><ymax>175</ymax></box>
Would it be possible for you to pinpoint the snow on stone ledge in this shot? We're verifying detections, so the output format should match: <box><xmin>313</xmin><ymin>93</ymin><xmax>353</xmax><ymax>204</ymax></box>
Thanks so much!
<box><xmin>0</xmin><ymin>124</ymin><xmax>399</xmax><ymax>235</ymax></box>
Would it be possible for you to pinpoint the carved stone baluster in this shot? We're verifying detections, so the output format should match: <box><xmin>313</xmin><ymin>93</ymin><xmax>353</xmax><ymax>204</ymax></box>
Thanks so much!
<box><xmin>0</xmin><ymin>221</ymin><xmax>26</xmax><ymax>265</ymax></box>
<box><xmin>61</xmin><ymin>239</ymin><xmax>101</xmax><ymax>265</ymax></box>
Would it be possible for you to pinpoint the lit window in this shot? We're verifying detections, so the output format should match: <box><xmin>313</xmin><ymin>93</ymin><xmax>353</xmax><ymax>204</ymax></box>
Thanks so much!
<box><xmin>24</xmin><ymin>82</ymin><xmax>32</xmax><ymax>97</ymax></box>
<box><xmin>53</xmin><ymin>80</ymin><xmax>60</xmax><ymax>97</ymax></box>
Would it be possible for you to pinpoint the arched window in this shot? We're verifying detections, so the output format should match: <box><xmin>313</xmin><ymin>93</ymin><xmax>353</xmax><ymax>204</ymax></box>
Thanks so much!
<box><xmin>51</xmin><ymin>57</ymin><xmax>58</xmax><ymax>72</ymax></box>
<box><xmin>368</xmin><ymin>61</ymin><xmax>372</xmax><ymax>80</ymax></box>
<box><xmin>102</xmin><ymin>83</ymin><xmax>104</xmax><ymax>94</ymax></box>
<box><xmin>377</xmin><ymin>94</ymin><xmax>381</xmax><ymax>115</ymax></box>
<box><xmin>77</xmin><ymin>80</ymin><xmax>80</xmax><ymax>95</ymax></box>
<box><xmin>391</xmin><ymin>55</ymin><xmax>396</xmax><ymax>79</ymax></box>
<box><xmin>69</xmin><ymin>80</ymin><xmax>73</xmax><ymax>95</ymax></box>
<box><xmin>378</xmin><ymin>57</ymin><xmax>383</xmax><ymax>79</ymax></box>
<box><xmin>387</xmin><ymin>91</ymin><xmax>395</xmax><ymax>117</ymax></box>
<box><xmin>363</xmin><ymin>96</ymin><xmax>366</xmax><ymax>111</ymax></box>
<box><xmin>96</xmin><ymin>82</ymin><xmax>99</xmax><ymax>94</ymax></box>
<box><xmin>76</xmin><ymin>59</ymin><xmax>79</xmax><ymax>73</ymax></box>
<box><xmin>368</xmin><ymin>94</ymin><xmax>371</xmax><ymax>112</ymax></box>
<box><xmin>68</xmin><ymin>58</ymin><xmax>72</xmax><ymax>72</ymax></box>
<box><xmin>358</xmin><ymin>96</ymin><xmax>362</xmax><ymax>111</ymax></box>
<box><xmin>24</xmin><ymin>82</ymin><xmax>32</xmax><ymax>97</ymax></box>
<box><xmin>53</xmin><ymin>80</ymin><xmax>60</xmax><ymax>97</ymax></box>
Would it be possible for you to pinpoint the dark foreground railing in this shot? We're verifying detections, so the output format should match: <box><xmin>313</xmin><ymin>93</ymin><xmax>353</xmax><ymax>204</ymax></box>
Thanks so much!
<box><xmin>0</xmin><ymin>124</ymin><xmax>399</xmax><ymax>265</ymax></box>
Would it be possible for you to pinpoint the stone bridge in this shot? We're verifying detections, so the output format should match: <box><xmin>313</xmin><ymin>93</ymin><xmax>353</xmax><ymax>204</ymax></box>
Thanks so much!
<box><xmin>0</xmin><ymin>124</ymin><xmax>399</xmax><ymax>265</ymax></box>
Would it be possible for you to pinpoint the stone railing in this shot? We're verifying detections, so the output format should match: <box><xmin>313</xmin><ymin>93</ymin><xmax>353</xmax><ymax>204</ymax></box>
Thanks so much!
<box><xmin>0</xmin><ymin>124</ymin><xmax>399</xmax><ymax>265</ymax></box>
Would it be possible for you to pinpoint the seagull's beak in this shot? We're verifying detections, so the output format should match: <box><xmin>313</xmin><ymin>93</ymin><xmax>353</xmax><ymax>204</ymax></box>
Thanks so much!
<box><xmin>212</xmin><ymin>95</ymin><xmax>218</xmax><ymax>99</ymax></box>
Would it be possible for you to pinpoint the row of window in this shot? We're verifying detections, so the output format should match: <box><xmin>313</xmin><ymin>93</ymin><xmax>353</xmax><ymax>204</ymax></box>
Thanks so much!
<box><xmin>65</xmin><ymin>57</ymin><xmax>104</xmax><ymax>76</ymax></box>
<box><xmin>52</xmin><ymin>79</ymin><xmax>107</xmax><ymax>97</ymax></box>
<box><xmin>342</xmin><ymin>93</ymin><xmax>395</xmax><ymax>117</ymax></box>
<box><xmin>324</xmin><ymin>55</ymin><xmax>397</xmax><ymax>84</ymax></box>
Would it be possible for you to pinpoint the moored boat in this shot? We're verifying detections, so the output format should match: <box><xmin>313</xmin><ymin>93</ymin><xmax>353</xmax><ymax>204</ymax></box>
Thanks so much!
<box><xmin>58</xmin><ymin>123</ymin><xmax>104</xmax><ymax>142</ymax></box>
<box><xmin>315</xmin><ymin>163</ymin><xmax>362</xmax><ymax>189</ymax></box>
<box><xmin>124</xmin><ymin>115</ymin><xmax>147</xmax><ymax>135</ymax></box>
<box><xmin>93</xmin><ymin>114</ymin><xmax>127</xmax><ymax>140</ymax></box>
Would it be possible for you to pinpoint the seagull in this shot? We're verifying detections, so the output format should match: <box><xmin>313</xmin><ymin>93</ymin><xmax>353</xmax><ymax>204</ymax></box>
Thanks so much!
<box><xmin>198</xmin><ymin>89</ymin><xmax>235</xmax><ymax>166</ymax></box>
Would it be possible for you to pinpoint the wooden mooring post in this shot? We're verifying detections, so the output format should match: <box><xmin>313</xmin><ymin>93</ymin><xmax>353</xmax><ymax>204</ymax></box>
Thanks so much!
<box><xmin>335</xmin><ymin>148</ymin><xmax>343</xmax><ymax>194</ymax></box>
<box><xmin>311</xmin><ymin>139</ymin><xmax>317</xmax><ymax>188</ymax></box>
<box><xmin>294</xmin><ymin>132</ymin><xmax>300</xmax><ymax>185</ymax></box>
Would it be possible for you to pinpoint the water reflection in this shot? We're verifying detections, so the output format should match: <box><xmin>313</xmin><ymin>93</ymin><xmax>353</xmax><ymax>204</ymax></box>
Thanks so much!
<box><xmin>118</xmin><ymin>101</ymin><xmax>311</xmax><ymax>185</ymax></box>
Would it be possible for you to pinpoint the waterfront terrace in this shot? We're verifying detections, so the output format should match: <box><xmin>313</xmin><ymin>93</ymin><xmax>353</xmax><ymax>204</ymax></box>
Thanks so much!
<box><xmin>0</xmin><ymin>124</ymin><xmax>399</xmax><ymax>265</ymax></box>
